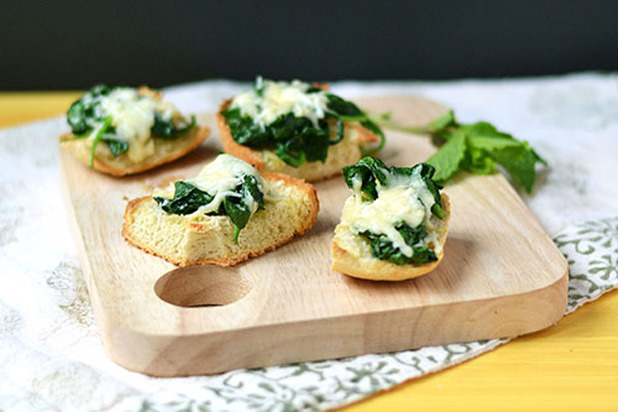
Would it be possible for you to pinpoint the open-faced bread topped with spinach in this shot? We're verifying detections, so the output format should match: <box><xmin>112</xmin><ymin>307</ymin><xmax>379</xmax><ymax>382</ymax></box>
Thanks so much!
<box><xmin>331</xmin><ymin>157</ymin><xmax>450</xmax><ymax>281</ymax></box>
<box><xmin>122</xmin><ymin>154</ymin><xmax>319</xmax><ymax>267</ymax></box>
<box><xmin>216</xmin><ymin>77</ymin><xmax>384</xmax><ymax>182</ymax></box>
<box><xmin>60</xmin><ymin>84</ymin><xmax>209</xmax><ymax>176</ymax></box>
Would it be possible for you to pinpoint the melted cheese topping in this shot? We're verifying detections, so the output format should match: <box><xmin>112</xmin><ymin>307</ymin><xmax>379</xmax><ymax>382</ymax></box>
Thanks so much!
<box><xmin>231</xmin><ymin>78</ymin><xmax>329</xmax><ymax>129</ymax></box>
<box><xmin>341</xmin><ymin>173</ymin><xmax>439</xmax><ymax>258</ymax></box>
<box><xmin>91</xmin><ymin>88</ymin><xmax>182</xmax><ymax>163</ymax></box>
<box><xmin>154</xmin><ymin>154</ymin><xmax>264</xmax><ymax>215</ymax></box>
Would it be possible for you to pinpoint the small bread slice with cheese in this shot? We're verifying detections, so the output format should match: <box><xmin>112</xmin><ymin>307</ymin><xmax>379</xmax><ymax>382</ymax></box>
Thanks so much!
<box><xmin>122</xmin><ymin>154</ymin><xmax>319</xmax><ymax>266</ymax></box>
<box><xmin>60</xmin><ymin>84</ymin><xmax>209</xmax><ymax>176</ymax></box>
<box><xmin>331</xmin><ymin>158</ymin><xmax>451</xmax><ymax>281</ymax></box>
<box><xmin>216</xmin><ymin>77</ymin><xmax>382</xmax><ymax>182</ymax></box>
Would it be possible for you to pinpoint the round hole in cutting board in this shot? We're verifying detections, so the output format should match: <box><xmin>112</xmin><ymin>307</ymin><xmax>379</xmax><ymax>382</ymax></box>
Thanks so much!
<box><xmin>154</xmin><ymin>266</ymin><xmax>251</xmax><ymax>308</ymax></box>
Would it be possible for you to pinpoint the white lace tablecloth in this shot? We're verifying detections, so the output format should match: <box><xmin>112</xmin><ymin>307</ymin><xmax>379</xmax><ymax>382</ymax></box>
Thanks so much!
<box><xmin>1</xmin><ymin>73</ymin><xmax>617</xmax><ymax>411</ymax></box>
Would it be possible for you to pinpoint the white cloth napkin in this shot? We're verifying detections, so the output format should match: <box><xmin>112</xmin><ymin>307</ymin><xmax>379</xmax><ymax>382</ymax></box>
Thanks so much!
<box><xmin>0</xmin><ymin>73</ymin><xmax>617</xmax><ymax>411</ymax></box>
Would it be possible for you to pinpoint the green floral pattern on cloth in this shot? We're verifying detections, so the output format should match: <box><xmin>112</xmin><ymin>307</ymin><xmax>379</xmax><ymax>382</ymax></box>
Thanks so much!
<box><xmin>554</xmin><ymin>218</ymin><xmax>618</xmax><ymax>314</ymax></box>
<box><xmin>1</xmin><ymin>74</ymin><xmax>618</xmax><ymax>411</ymax></box>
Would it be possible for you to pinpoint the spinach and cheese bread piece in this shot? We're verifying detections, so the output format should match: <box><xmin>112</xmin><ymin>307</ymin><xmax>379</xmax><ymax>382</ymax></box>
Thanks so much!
<box><xmin>331</xmin><ymin>158</ymin><xmax>451</xmax><ymax>281</ymax></box>
<box><xmin>60</xmin><ymin>84</ymin><xmax>209</xmax><ymax>176</ymax></box>
<box><xmin>216</xmin><ymin>77</ymin><xmax>384</xmax><ymax>182</ymax></box>
<box><xmin>122</xmin><ymin>154</ymin><xmax>319</xmax><ymax>266</ymax></box>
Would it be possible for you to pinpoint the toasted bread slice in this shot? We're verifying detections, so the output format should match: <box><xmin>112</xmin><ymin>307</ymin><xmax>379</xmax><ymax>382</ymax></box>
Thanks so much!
<box><xmin>331</xmin><ymin>193</ymin><xmax>451</xmax><ymax>281</ymax></box>
<box><xmin>60</xmin><ymin>126</ymin><xmax>209</xmax><ymax>177</ymax></box>
<box><xmin>122</xmin><ymin>172</ymin><xmax>319</xmax><ymax>266</ymax></box>
<box><xmin>216</xmin><ymin>100</ymin><xmax>378</xmax><ymax>182</ymax></box>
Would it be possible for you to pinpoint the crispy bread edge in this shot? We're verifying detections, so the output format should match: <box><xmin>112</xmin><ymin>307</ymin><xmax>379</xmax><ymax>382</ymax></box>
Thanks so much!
<box><xmin>60</xmin><ymin>126</ymin><xmax>209</xmax><ymax>176</ymax></box>
<box><xmin>331</xmin><ymin>193</ymin><xmax>451</xmax><ymax>281</ymax></box>
<box><xmin>122</xmin><ymin>172</ymin><xmax>319</xmax><ymax>267</ymax></box>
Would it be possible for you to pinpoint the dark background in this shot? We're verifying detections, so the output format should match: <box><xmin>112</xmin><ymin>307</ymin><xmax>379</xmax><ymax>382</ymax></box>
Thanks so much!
<box><xmin>2</xmin><ymin>0</ymin><xmax>616</xmax><ymax>90</ymax></box>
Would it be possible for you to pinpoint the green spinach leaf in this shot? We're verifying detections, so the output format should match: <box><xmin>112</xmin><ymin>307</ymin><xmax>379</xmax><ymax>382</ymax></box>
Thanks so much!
<box><xmin>101</xmin><ymin>136</ymin><xmax>129</xmax><ymax>157</ymax></box>
<box><xmin>67</xmin><ymin>84</ymin><xmax>195</xmax><ymax>168</ymax></box>
<box><xmin>154</xmin><ymin>174</ymin><xmax>265</xmax><ymax>243</ymax></box>
<box><xmin>221</xmin><ymin>78</ymin><xmax>385</xmax><ymax>168</ymax></box>
<box><xmin>342</xmin><ymin>158</ymin><xmax>444</xmax><ymax>265</ymax></box>
<box><xmin>89</xmin><ymin>117</ymin><xmax>114</xmax><ymax>167</ymax></box>
<box><xmin>342</xmin><ymin>157</ymin><xmax>389</xmax><ymax>201</ymax></box>
<box><xmin>151</xmin><ymin>113</ymin><xmax>196</xmax><ymax>139</ymax></box>
<box><xmin>154</xmin><ymin>181</ymin><xmax>214</xmax><ymax>215</ymax></box>
<box><xmin>342</xmin><ymin>157</ymin><xmax>444</xmax><ymax>217</ymax></box>
<box><xmin>67</xmin><ymin>83</ymin><xmax>114</xmax><ymax>136</ymax></box>
<box><xmin>360</xmin><ymin>223</ymin><xmax>437</xmax><ymax>265</ymax></box>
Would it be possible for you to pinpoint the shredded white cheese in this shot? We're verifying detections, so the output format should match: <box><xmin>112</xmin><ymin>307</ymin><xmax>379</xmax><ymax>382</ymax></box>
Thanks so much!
<box><xmin>341</xmin><ymin>171</ymin><xmax>440</xmax><ymax>258</ymax></box>
<box><xmin>154</xmin><ymin>154</ymin><xmax>265</xmax><ymax>215</ymax></box>
<box><xmin>90</xmin><ymin>88</ymin><xmax>182</xmax><ymax>163</ymax></box>
<box><xmin>230</xmin><ymin>78</ymin><xmax>329</xmax><ymax>129</ymax></box>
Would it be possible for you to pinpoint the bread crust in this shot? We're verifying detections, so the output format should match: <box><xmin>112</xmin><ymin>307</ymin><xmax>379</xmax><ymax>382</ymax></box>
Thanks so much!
<box><xmin>122</xmin><ymin>172</ymin><xmax>319</xmax><ymax>267</ymax></box>
<box><xmin>216</xmin><ymin>99</ymin><xmax>378</xmax><ymax>182</ymax></box>
<box><xmin>216</xmin><ymin>101</ymin><xmax>266</xmax><ymax>171</ymax></box>
<box><xmin>331</xmin><ymin>193</ymin><xmax>451</xmax><ymax>281</ymax></box>
<box><xmin>60</xmin><ymin>126</ymin><xmax>209</xmax><ymax>176</ymax></box>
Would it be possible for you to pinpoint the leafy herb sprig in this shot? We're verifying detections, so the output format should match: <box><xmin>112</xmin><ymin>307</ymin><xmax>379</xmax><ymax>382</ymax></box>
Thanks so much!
<box><xmin>66</xmin><ymin>84</ymin><xmax>196</xmax><ymax>167</ymax></box>
<box><xmin>154</xmin><ymin>175</ymin><xmax>264</xmax><ymax>243</ymax></box>
<box><xmin>372</xmin><ymin>110</ymin><xmax>546</xmax><ymax>193</ymax></box>
<box><xmin>342</xmin><ymin>157</ymin><xmax>444</xmax><ymax>265</ymax></box>
<box><xmin>221</xmin><ymin>79</ymin><xmax>385</xmax><ymax>168</ymax></box>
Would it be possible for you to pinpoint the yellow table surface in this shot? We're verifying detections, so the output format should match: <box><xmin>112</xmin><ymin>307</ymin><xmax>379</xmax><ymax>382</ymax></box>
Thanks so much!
<box><xmin>2</xmin><ymin>91</ymin><xmax>616</xmax><ymax>412</ymax></box>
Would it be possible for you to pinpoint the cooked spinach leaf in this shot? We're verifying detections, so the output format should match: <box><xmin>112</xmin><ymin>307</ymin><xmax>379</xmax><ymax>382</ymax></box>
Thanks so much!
<box><xmin>154</xmin><ymin>174</ymin><xmax>265</xmax><ymax>243</ymax></box>
<box><xmin>342</xmin><ymin>157</ymin><xmax>389</xmax><ymax>201</ymax></box>
<box><xmin>222</xmin><ymin>175</ymin><xmax>265</xmax><ymax>242</ymax></box>
<box><xmin>154</xmin><ymin>181</ymin><xmax>214</xmax><ymax>215</ymax></box>
<box><xmin>66</xmin><ymin>84</ymin><xmax>195</xmax><ymax>167</ymax></box>
<box><xmin>101</xmin><ymin>136</ymin><xmax>129</xmax><ymax>157</ymax></box>
<box><xmin>89</xmin><ymin>116</ymin><xmax>114</xmax><ymax>167</ymax></box>
<box><xmin>152</xmin><ymin>113</ymin><xmax>196</xmax><ymax>139</ymax></box>
<box><xmin>221</xmin><ymin>78</ymin><xmax>385</xmax><ymax>168</ymax></box>
<box><xmin>360</xmin><ymin>223</ymin><xmax>438</xmax><ymax>265</ymax></box>
<box><xmin>342</xmin><ymin>157</ymin><xmax>444</xmax><ymax>265</ymax></box>
<box><xmin>342</xmin><ymin>157</ymin><xmax>444</xmax><ymax>218</ymax></box>
<box><xmin>67</xmin><ymin>83</ymin><xmax>114</xmax><ymax>136</ymax></box>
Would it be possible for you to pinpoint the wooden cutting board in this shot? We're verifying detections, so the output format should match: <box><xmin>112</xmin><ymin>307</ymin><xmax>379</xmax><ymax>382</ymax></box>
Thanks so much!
<box><xmin>60</xmin><ymin>96</ymin><xmax>568</xmax><ymax>377</ymax></box>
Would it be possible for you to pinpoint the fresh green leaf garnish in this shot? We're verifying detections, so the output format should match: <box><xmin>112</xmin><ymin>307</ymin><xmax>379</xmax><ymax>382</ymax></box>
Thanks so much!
<box><xmin>371</xmin><ymin>109</ymin><xmax>546</xmax><ymax>193</ymax></box>
<box><xmin>154</xmin><ymin>174</ymin><xmax>265</xmax><ymax>243</ymax></box>
<box><xmin>427</xmin><ymin>111</ymin><xmax>546</xmax><ymax>192</ymax></box>
<box><xmin>221</xmin><ymin>77</ymin><xmax>384</xmax><ymax>168</ymax></box>
<box><xmin>424</xmin><ymin>131</ymin><xmax>466</xmax><ymax>183</ymax></box>
<box><xmin>428</xmin><ymin>110</ymin><xmax>457</xmax><ymax>133</ymax></box>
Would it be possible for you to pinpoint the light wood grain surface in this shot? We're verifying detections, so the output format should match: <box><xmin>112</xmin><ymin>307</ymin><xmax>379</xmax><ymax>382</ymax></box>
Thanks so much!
<box><xmin>60</xmin><ymin>96</ymin><xmax>566</xmax><ymax>376</ymax></box>
<box><xmin>3</xmin><ymin>92</ymin><xmax>617</xmax><ymax>411</ymax></box>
